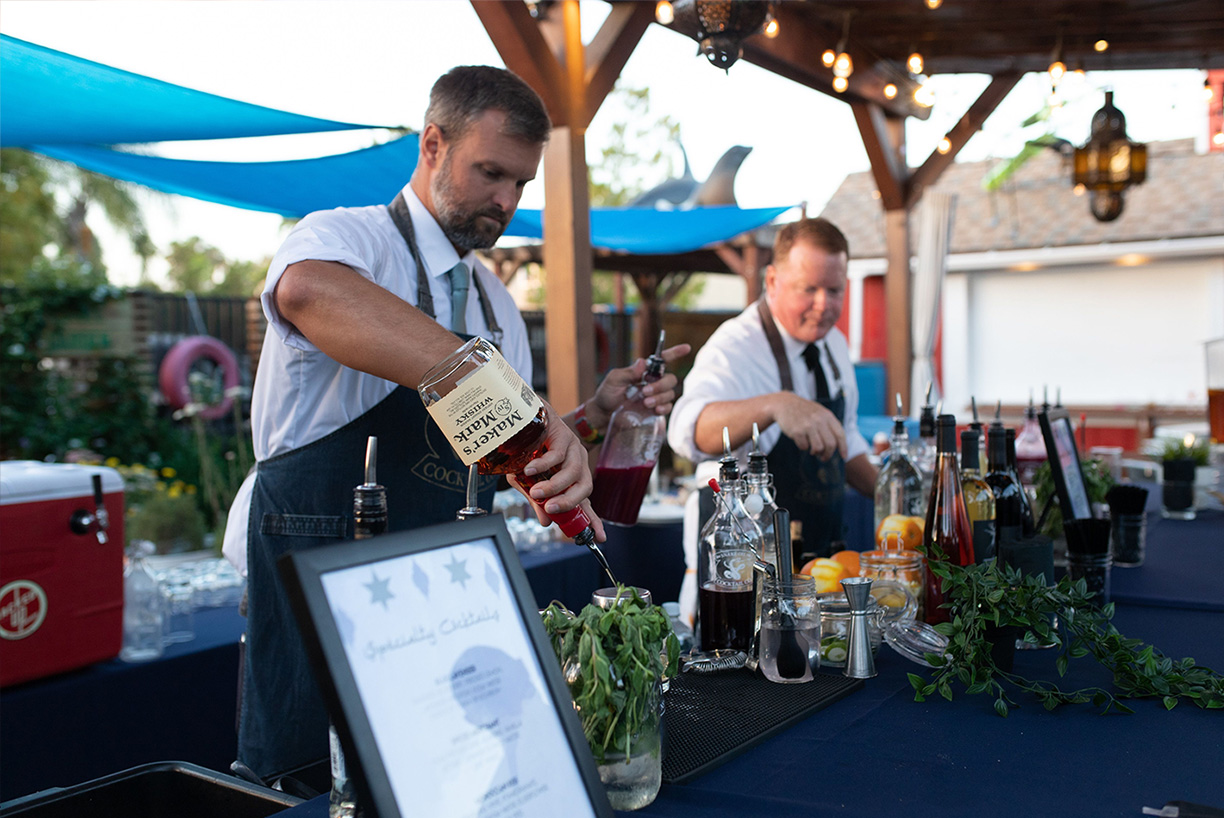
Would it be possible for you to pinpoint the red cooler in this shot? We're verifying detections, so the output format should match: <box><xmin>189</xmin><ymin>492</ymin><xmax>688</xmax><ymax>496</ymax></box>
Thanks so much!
<box><xmin>0</xmin><ymin>461</ymin><xmax>125</xmax><ymax>687</ymax></box>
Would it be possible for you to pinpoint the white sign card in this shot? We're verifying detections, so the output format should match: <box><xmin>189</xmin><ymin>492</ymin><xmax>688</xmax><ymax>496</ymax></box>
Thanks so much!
<box><xmin>281</xmin><ymin>517</ymin><xmax>609</xmax><ymax>818</ymax></box>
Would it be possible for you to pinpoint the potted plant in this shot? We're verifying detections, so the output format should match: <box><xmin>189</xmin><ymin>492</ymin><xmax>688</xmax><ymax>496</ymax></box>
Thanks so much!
<box><xmin>1157</xmin><ymin>435</ymin><xmax>1209</xmax><ymax>520</ymax></box>
<box><xmin>540</xmin><ymin>588</ymin><xmax>678</xmax><ymax>811</ymax></box>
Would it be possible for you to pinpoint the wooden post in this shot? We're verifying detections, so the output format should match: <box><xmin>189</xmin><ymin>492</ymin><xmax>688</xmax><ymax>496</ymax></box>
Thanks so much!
<box><xmin>883</xmin><ymin>209</ymin><xmax>911</xmax><ymax>414</ymax></box>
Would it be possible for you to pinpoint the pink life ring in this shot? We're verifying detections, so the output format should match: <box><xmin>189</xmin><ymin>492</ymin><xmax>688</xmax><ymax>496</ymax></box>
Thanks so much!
<box><xmin>158</xmin><ymin>336</ymin><xmax>240</xmax><ymax>421</ymax></box>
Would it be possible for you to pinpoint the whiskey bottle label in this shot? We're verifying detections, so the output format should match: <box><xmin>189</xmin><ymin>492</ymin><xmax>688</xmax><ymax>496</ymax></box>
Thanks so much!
<box><xmin>424</xmin><ymin>346</ymin><xmax>542</xmax><ymax>465</ymax></box>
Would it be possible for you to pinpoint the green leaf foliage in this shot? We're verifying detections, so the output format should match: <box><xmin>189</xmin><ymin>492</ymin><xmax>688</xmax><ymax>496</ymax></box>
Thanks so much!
<box><xmin>910</xmin><ymin>558</ymin><xmax>1224</xmax><ymax>716</ymax></box>
<box><xmin>540</xmin><ymin>588</ymin><xmax>679</xmax><ymax>763</ymax></box>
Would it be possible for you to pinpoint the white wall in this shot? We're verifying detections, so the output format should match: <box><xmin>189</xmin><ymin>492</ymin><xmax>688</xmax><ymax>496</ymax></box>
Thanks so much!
<box><xmin>941</xmin><ymin>255</ymin><xmax>1223</xmax><ymax>414</ymax></box>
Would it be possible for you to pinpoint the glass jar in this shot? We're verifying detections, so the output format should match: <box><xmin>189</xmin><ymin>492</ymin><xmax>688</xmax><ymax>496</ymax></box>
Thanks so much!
<box><xmin>859</xmin><ymin>548</ymin><xmax>926</xmax><ymax>622</ymax></box>
<box><xmin>758</xmin><ymin>576</ymin><xmax>820</xmax><ymax>684</ymax></box>
<box><xmin>815</xmin><ymin>580</ymin><xmax>916</xmax><ymax>668</ymax></box>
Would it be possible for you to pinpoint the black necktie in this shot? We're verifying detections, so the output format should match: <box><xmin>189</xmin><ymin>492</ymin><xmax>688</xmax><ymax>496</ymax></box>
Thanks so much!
<box><xmin>802</xmin><ymin>343</ymin><xmax>830</xmax><ymax>401</ymax></box>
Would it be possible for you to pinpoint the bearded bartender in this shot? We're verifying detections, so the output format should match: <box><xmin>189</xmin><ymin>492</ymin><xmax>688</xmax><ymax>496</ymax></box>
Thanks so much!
<box><xmin>227</xmin><ymin>65</ymin><xmax>688</xmax><ymax>780</ymax></box>
<box><xmin>667</xmin><ymin>218</ymin><xmax>877</xmax><ymax>572</ymax></box>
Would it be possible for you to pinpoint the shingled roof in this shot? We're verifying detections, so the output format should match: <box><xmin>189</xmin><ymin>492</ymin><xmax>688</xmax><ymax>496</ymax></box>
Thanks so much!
<box><xmin>820</xmin><ymin>139</ymin><xmax>1224</xmax><ymax>260</ymax></box>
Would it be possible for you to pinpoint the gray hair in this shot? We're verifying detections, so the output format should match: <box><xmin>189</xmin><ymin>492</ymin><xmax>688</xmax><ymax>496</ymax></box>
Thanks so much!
<box><xmin>425</xmin><ymin>66</ymin><xmax>552</xmax><ymax>145</ymax></box>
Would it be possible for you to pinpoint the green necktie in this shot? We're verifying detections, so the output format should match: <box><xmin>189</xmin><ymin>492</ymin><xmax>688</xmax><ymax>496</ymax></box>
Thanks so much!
<box><xmin>447</xmin><ymin>262</ymin><xmax>469</xmax><ymax>334</ymax></box>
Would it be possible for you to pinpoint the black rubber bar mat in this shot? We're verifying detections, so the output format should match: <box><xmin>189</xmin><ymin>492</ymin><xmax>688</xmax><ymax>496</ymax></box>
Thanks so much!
<box><xmin>661</xmin><ymin>670</ymin><xmax>863</xmax><ymax>784</ymax></box>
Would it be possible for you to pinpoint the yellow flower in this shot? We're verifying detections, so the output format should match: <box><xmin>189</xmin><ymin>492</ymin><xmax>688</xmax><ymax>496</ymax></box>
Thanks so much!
<box><xmin>105</xmin><ymin>457</ymin><xmax>121</xmax><ymax>468</ymax></box>
<box><xmin>161</xmin><ymin>467</ymin><xmax>177</xmax><ymax>479</ymax></box>
<box><xmin>168</xmin><ymin>485</ymin><xmax>182</xmax><ymax>498</ymax></box>
<box><xmin>185</xmin><ymin>485</ymin><xmax>197</xmax><ymax>495</ymax></box>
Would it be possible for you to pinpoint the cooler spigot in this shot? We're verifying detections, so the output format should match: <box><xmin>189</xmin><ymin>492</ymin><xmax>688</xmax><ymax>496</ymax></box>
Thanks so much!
<box><xmin>70</xmin><ymin>474</ymin><xmax>110</xmax><ymax>544</ymax></box>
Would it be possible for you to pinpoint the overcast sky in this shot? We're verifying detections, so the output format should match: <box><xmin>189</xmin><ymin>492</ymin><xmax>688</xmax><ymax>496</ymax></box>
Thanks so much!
<box><xmin>2</xmin><ymin>1</ymin><xmax>1213</xmax><ymax>286</ymax></box>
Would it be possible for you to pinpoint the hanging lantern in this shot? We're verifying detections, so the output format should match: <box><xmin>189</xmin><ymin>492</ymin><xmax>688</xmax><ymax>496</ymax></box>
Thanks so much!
<box><xmin>1072</xmin><ymin>91</ymin><xmax>1147</xmax><ymax>222</ymax></box>
<box><xmin>690</xmin><ymin>0</ymin><xmax>773</xmax><ymax>70</ymax></box>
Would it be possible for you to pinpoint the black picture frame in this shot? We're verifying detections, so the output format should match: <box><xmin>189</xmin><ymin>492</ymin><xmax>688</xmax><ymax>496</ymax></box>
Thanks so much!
<box><xmin>1038</xmin><ymin>408</ymin><xmax>1094</xmax><ymax>522</ymax></box>
<box><xmin>278</xmin><ymin>514</ymin><xmax>613</xmax><ymax>818</ymax></box>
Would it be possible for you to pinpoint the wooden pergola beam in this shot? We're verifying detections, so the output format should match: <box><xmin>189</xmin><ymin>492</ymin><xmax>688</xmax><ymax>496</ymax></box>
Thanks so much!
<box><xmin>851</xmin><ymin>102</ymin><xmax>908</xmax><ymax>211</ymax></box>
<box><xmin>471</xmin><ymin>1</ymin><xmax>569</xmax><ymax>124</ymax></box>
<box><xmin>906</xmin><ymin>72</ymin><xmax>1021</xmax><ymax>208</ymax></box>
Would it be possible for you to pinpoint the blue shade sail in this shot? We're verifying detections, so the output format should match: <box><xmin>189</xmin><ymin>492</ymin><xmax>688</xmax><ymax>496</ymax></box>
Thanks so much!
<box><xmin>35</xmin><ymin>139</ymin><xmax>792</xmax><ymax>254</ymax></box>
<box><xmin>0</xmin><ymin>34</ymin><xmax>379</xmax><ymax>147</ymax></box>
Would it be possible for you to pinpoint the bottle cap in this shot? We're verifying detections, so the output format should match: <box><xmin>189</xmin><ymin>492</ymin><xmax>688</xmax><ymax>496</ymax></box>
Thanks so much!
<box><xmin>936</xmin><ymin>414</ymin><xmax>958</xmax><ymax>452</ymax></box>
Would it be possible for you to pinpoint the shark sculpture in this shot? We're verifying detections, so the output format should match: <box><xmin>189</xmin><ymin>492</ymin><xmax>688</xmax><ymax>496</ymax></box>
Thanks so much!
<box><xmin>626</xmin><ymin>144</ymin><xmax>753</xmax><ymax>210</ymax></box>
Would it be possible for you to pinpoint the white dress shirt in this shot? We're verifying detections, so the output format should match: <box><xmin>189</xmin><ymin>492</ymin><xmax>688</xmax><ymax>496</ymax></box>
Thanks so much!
<box><xmin>666</xmin><ymin>300</ymin><xmax>868</xmax><ymax>465</ymax></box>
<box><xmin>224</xmin><ymin>184</ymin><xmax>530</xmax><ymax>575</ymax></box>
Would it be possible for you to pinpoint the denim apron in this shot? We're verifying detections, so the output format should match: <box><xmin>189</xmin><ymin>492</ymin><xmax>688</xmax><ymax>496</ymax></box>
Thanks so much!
<box><xmin>756</xmin><ymin>300</ymin><xmax>847</xmax><ymax>560</ymax></box>
<box><xmin>238</xmin><ymin>194</ymin><xmax>503</xmax><ymax>778</ymax></box>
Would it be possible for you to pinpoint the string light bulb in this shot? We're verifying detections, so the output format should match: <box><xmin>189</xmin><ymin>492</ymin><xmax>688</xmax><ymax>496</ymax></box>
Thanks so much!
<box><xmin>833</xmin><ymin>52</ymin><xmax>854</xmax><ymax>79</ymax></box>
<box><xmin>1048</xmin><ymin>60</ymin><xmax>1066</xmax><ymax>85</ymax></box>
<box><xmin>1213</xmin><ymin>129</ymin><xmax>1224</xmax><ymax>148</ymax></box>
<box><xmin>914</xmin><ymin>79</ymin><xmax>935</xmax><ymax>108</ymax></box>
<box><xmin>937</xmin><ymin>137</ymin><xmax>952</xmax><ymax>155</ymax></box>
<box><xmin>925</xmin><ymin>0</ymin><xmax>942</xmax><ymax>8</ymax></box>
<box><xmin>1074</xmin><ymin>183</ymin><xmax>1086</xmax><ymax>196</ymax></box>
<box><xmin>907</xmin><ymin>51</ymin><xmax>925</xmax><ymax>75</ymax></box>
<box><xmin>883</xmin><ymin>83</ymin><xmax>898</xmax><ymax>100</ymax></box>
<box><xmin>832</xmin><ymin>76</ymin><xmax>849</xmax><ymax>93</ymax></box>
<box><xmin>1205</xmin><ymin>78</ymin><xmax>1215</xmax><ymax>101</ymax></box>
<box><xmin>1094</xmin><ymin>39</ymin><xmax>1109</xmax><ymax>52</ymax></box>
<box><xmin>654</xmin><ymin>0</ymin><xmax>674</xmax><ymax>25</ymax></box>
<box><xmin>822</xmin><ymin>49</ymin><xmax>837</xmax><ymax>67</ymax></box>
<box><xmin>764</xmin><ymin>15</ymin><xmax>779</xmax><ymax>38</ymax></box>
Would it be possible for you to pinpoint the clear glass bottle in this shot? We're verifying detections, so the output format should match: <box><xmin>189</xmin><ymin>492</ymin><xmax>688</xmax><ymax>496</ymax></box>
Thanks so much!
<box><xmin>873</xmin><ymin>414</ymin><xmax>925</xmax><ymax>535</ymax></box>
<box><xmin>697</xmin><ymin>444</ymin><xmax>763</xmax><ymax>653</ymax></box>
<box><xmin>590</xmin><ymin>332</ymin><xmax>668</xmax><ymax>527</ymax></box>
<box><xmin>743</xmin><ymin>426</ymin><xmax>780</xmax><ymax>573</ymax></box>
<box><xmin>959</xmin><ymin>429</ymin><xmax>997</xmax><ymax>564</ymax></box>
<box><xmin>921</xmin><ymin>415</ymin><xmax>975</xmax><ymax>625</ymax></box>
<box><xmin>910</xmin><ymin>395</ymin><xmax>938</xmax><ymax>498</ymax></box>
<box><xmin>119</xmin><ymin>540</ymin><xmax>165</xmax><ymax>663</ymax></box>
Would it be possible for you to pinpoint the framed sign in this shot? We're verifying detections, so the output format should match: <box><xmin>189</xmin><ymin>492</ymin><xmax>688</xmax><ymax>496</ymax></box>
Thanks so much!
<box><xmin>1038</xmin><ymin>408</ymin><xmax>1094</xmax><ymax>522</ymax></box>
<box><xmin>279</xmin><ymin>515</ymin><xmax>612</xmax><ymax>818</ymax></box>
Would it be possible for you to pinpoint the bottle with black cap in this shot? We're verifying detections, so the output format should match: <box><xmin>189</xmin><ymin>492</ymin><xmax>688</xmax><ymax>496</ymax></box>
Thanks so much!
<box><xmin>921</xmin><ymin>414</ymin><xmax>975</xmax><ymax>625</ymax></box>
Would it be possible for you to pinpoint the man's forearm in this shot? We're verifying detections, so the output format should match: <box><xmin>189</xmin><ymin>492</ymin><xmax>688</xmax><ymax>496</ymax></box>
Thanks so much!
<box><xmin>845</xmin><ymin>453</ymin><xmax>878</xmax><ymax>497</ymax></box>
<box><xmin>692</xmin><ymin>395</ymin><xmax>781</xmax><ymax>455</ymax></box>
<box><xmin>275</xmin><ymin>259</ymin><xmax>464</xmax><ymax>388</ymax></box>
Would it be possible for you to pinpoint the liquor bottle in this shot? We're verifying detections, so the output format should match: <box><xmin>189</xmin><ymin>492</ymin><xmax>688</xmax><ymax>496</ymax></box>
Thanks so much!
<box><xmin>1005</xmin><ymin>428</ymin><xmax>1038</xmax><ymax>536</ymax></box>
<box><xmin>968</xmin><ymin>396</ymin><xmax>987</xmax><ymax>465</ymax></box>
<box><xmin>330</xmin><ymin>436</ymin><xmax>385</xmax><ymax>818</ymax></box>
<box><xmin>959</xmin><ymin>430</ymin><xmax>997</xmax><ymax>563</ymax></box>
<box><xmin>590</xmin><ymin>331</ymin><xmax>668</xmax><ymax>527</ymax></box>
<box><xmin>790</xmin><ymin>520</ymin><xmax>812</xmax><ymax>578</ymax></box>
<box><xmin>873</xmin><ymin>409</ymin><xmax>925</xmax><ymax>535</ymax></box>
<box><xmin>985</xmin><ymin>424</ymin><xmax>1025</xmax><ymax>546</ymax></box>
<box><xmin>353</xmin><ymin>436</ymin><xmax>387</xmax><ymax>539</ymax></box>
<box><xmin>910</xmin><ymin>384</ymin><xmax>938</xmax><ymax>497</ymax></box>
<box><xmin>697</xmin><ymin>432</ymin><xmax>763</xmax><ymax>653</ymax></box>
<box><xmin>921</xmin><ymin>414</ymin><xmax>975</xmax><ymax>625</ymax></box>
<box><xmin>418</xmin><ymin>337</ymin><xmax>596</xmax><ymax>547</ymax></box>
<box><xmin>1014</xmin><ymin>391</ymin><xmax>1048</xmax><ymax>487</ymax></box>
<box><xmin>743</xmin><ymin>423</ymin><xmax>780</xmax><ymax>572</ymax></box>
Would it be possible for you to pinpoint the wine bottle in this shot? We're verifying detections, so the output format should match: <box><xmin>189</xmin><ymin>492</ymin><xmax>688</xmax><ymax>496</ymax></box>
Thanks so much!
<box><xmin>418</xmin><ymin>337</ymin><xmax>596</xmax><ymax>546</ymax></box>
<box><xmin>590</xmin><ymin>331</ymin><xmax>668</xmax><ymax>526</ymax></box>
<box><xmin>697</xmin><ymin>432</ymin><xmax>763</xmax><ymax>652</ymax></box>
<box><xmin>1005</xmin><ymin>427</ymin><xmax>1037</xmax><ymax>537</ymax></box>
<box><xmin>873</xmin><ymin>403</ymin><xmax>925</xmax><ymax>536</ymax></box>
<box><xmin>921</xmin><ymin>414</ymin><xmax>975</xmax><ymax>625</ymax></box>
<box><xmin>985</xmin><ymin>424</ymin><xmax>1025</xmax><ymax>546</ymax></box>
<box><xmin>959</xmin><ymin>429</ymin><xmax>996</xmax><ymax>563</ymax></box>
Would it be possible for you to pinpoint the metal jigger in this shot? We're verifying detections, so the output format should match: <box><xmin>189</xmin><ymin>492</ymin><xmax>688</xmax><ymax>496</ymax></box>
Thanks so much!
<box><xmin>841</xmin><ymin>577</ymin><xmax>877</xmax><ymax>679</ymax></box>
<box><xmin>456</xmin><ymin>463</ymin><xmax>487</xmax><ymax>521</ymax></box>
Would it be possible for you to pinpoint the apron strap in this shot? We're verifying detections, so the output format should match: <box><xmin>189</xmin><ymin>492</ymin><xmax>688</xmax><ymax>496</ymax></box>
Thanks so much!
<box><xmin>757</xmin><ymin>299</ymin><xmax>794</xmax><ymax>393</ymax></box>
<box><xmin>387</xmin><ymin>192</ymin><xmax>503</xmax><ymax>347</ymax></box>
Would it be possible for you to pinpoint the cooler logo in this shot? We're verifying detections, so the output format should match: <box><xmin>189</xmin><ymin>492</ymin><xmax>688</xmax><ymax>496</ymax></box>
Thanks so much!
<box><xmin>0</xmin><ymin>580</ymin><xmax>47</xmax><ymax>640</ymax></box>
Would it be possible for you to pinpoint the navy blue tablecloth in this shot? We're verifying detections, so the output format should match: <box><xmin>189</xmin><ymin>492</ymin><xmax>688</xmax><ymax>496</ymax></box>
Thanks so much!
<box><xmin>1111</xmin><ymin>508</ymin><xmax>1223</xmax><ymax>611</ymax></box>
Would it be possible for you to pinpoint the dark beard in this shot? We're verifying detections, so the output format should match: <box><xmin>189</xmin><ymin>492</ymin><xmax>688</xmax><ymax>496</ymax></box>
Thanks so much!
<box><xmin>433</xmin><ymin>158</ymin><xmax>508</xmax><ymax>253</ymax></box>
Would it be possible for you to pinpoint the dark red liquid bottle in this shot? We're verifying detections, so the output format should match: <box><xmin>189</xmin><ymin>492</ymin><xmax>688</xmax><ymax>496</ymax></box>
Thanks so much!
<box><xmin>922</xmin><ymin>414</ymin><xmax>975</xmax><ymax>625</ymax></box>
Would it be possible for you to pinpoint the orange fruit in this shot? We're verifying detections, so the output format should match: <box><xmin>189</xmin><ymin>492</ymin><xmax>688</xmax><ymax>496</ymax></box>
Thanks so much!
<box><xmin>800</xmin><ymin>557</ymin><xmax>849</xmax><ymax>593</ymax></box>
<box><xmin>875</xmin><ymin>514</ymin><xmax>924</xmax><ymax>550</ymax></box>
<box><xmin>831</xmin><ymin>549</ymin><xmax>861</xmax><ymax>576</ymax></box>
